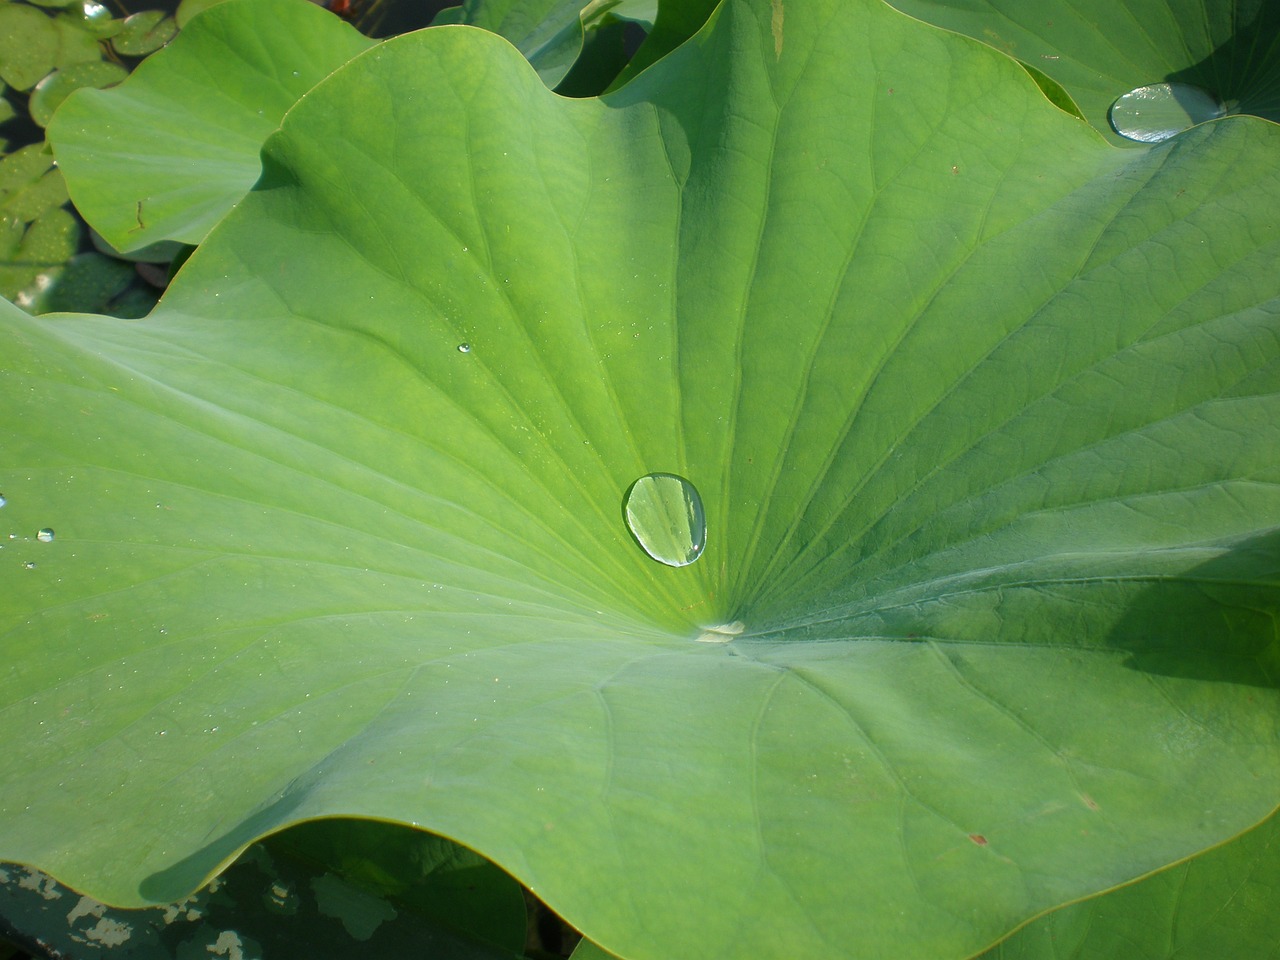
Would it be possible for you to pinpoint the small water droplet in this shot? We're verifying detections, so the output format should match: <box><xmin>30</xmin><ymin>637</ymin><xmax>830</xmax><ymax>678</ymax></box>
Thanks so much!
<box><xmin>0</xmin><ymin>493</ymin><xmax>6</xmax><ymax>507</ymax></box>
<box><xmin>1109</xmin><ymin>82</ymin><xmax>1225</xmax><ymax>143</ymax></box>
<box><xmin>457</xmin><ymin>343</ymin><xmax>471</xmax><ymax>353</ymax></box>
<box><xmin>291</xmin><ymin>70</ymin><xmax>300</xmax><ymax>77</ymax></box>
<box><xmin>624</xmin><ymin>473</ymin><xmax>706</xmax><ymax>567</ymax></box>
<box><xmin>23</xmin><ymin>561</ymin><xmax>35</xmax><ymax>570</ymax></box>
<box><xmin>36</xmin><ymin>528</ymin><xmax>54</xmax><ymax>543</ymax></box>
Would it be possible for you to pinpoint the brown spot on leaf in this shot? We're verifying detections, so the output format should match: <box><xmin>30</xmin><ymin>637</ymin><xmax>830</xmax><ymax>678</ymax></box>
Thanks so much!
<box><xmin>968</xmin><ymin>834</ymin><xmax>988</xmax><ymax>846</ymax></box>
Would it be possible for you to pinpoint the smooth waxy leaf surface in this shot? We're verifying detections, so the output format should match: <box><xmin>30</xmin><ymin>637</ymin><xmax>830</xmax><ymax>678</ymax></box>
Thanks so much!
<box><xmin>887</xmin><ymin>0</ymin><xmax>1280</xmax><ymax>144</ymax></box>
<box><xmin>980</xmin><ymin>810</ymin><xmax>1280</xmax><ymax>959</ymax></box>
<box><xmin>3</xmin><ymin>0</ymin><xmax>1280</xmax><ymax>958</ymax></box>
<box><xmin>46</xmin><ymin>0</ymin><xmax>373</xmax><ymax>252</ymax></box>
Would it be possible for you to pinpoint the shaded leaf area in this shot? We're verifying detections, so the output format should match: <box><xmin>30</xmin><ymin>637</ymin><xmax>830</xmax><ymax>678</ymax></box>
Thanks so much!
<box><xmin>606</xmin><ymin>0</ymin><xmax>714</xmax><ymax>86</ymax></box>
<box><xmin>0</xmin><ymin>143</ymin><xmax>152</xmax><ymax>317</ymax></box>
<box><xmin>0</xmin><ymin>144</ymin><xmax>75</xmax><ymax>305</ymax></box>
<box><xmin>46</xmin><ymin>0</ymin><xmax>373</xmax><ymax>253</ymax></box>
<box><xmin>0</xmin><ymin>823</ymin><xmax>525</xmax><ymax>960</ymax></box>
<box><xmin>432</xmin><ymin>0</ymin><xmax>656</xmax><ymax>91</ymax></box>
<box><xmin>886</xmin><ymin>0</ymin><xmax>1280</xmax><ymax>144</ymax></box>
<box><xmin>3</xmin><ymin>0</ymin><xmax>1280</xmax><ymax>958</ymax></box>
<box><xmin>979</xmin><ymin>810</ymin><xmax>1280</xmax><ymax>959</ymax></box>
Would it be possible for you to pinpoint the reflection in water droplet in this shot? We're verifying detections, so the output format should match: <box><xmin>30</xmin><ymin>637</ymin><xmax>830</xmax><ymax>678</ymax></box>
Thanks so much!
<box><xmin>457</xmin><ymin>343</ymin><xmax>471</xmax><ymax>353</ymax></box>
<box><xmin>624</xmin><ymin>473</ymin><xmax>706</xmax><ymax>567</ymax></box>
<box><xmin>37</xmin><ymin>528</ymin><xmax>54</xmax><ymax>543</ymax></box>
<box><xmin>1109</xmin><ymin>82</ymin><xmax>1225</xmax><ymax>143</ymax></box>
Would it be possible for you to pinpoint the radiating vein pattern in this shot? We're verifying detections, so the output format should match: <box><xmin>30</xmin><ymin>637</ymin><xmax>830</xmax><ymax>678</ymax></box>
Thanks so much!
<box><xmin>3</xmin><ymin>0</ymin><xmax>1280</xmax><ymax>955</ymax></box>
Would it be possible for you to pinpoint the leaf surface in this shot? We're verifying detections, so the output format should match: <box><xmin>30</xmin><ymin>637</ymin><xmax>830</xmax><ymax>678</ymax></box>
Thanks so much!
<box><xmin>46</xmin><ymin>0</ymin><xmax>373</xmax><ymax>252</ymax></box>
<box><xmin>3</xmin><ymin>0</ymin><xmax>1280</xmax><ymax>958</ymax></box>
<box><xmin>981</xmin><ymin>811</ymin><xmax>1280</xmax><ymax>959</ymax></box>
<box><xmin>886</xmin><ymin>0</ymin><xmax>1280</xmax><ymax>144</ymax></box>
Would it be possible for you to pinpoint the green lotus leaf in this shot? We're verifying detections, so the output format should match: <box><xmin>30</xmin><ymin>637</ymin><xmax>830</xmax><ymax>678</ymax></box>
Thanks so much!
<box><xmin>437</xmin><ymin>0</ymin><xmax>657</xmax><ymax>89</ymax></box>
<box><xmin>3</xmin><ymin>0</ymin><xmax>1279</xmax><ymax>958</ymax></box>
<box><xmin>607</xmin><ymin>0</ymin><xmax>714</xmax><ymax>86</ymax></box>
<box><xmin>46</xmin><ymin>0</ymin><xmax>373</xmax><ymax>253</ymax></box>
<box><xmin>886</xmin><ymin>0</ymin><xmax>1280</xmax><ymax>144</ymax></box>
<box><xmin>981</xmin><ymin>810</ymin><xmax>1280</xmax><ymax>959</ymax></box>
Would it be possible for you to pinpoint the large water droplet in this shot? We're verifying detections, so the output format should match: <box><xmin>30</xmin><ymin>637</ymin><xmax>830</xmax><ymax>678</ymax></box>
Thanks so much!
<box><xmin>624</xmin><ymin>473</ymin><xmax>706</xmax><ymax>567</ymax></box>
<box><xmin>1109</xmin><ymin>82</ymin><xmax>1225</xmax><ymax>143</ymax></box>
<box><xmin>37</xmin><ymin>528</ymin><xmax>54</xmax><ymax>543</ymax></box>
<box><xmin>0</xmin><ymin>493</ymin><xmax>6</xmax><ymax>507</ymax></box>
<box><xmin>456</xmin><ymin>343</ymin><xmax>471</xmax><ymax>353</ymax></box>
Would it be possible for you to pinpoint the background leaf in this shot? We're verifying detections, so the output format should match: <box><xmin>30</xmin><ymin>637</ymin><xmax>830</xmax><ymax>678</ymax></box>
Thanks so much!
<box><xmin>0</xmin><ymin>829</ymin><xmax>524</xmax><ymax>959</ymax></box>
<box><xmin>434</xmin><ymin>0</ymin><xmax>655</xmax><ymax>90</ymax></box>
<box><xmin>4</xmin><ymin>0</ymin><xmax>1280</xmax><ymax>958</ymax></box>
<box><xmin>885</xmin><ymin>0</ymin><xmax>1280</xmax><ymax>144</ymax></box>
<box><xmin>46</xmin><ymin>0</ymin><xmax>373</xmax><ymax>252</ymax></box>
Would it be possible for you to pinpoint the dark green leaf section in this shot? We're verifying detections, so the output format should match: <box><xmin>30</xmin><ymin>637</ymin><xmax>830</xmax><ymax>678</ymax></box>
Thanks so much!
<box><xmin>3</xmin><ymin>0</ymin><xmax>1280</xmax><ymax>958</ymax></box>
<box><xmin>272</xmin><ymin>820</ymin><xmax>527</xmax><ymax>954</ymax></box>
<box><xmin>46</xmin><ymin>0</ymin><xmax>373</xmax><ymax>252</ymax></box>
<box><xmin>885</xmin><ymin>0</ymin><xmax>1280</xmax><ymax>144</ymax></box>
<box><xmin>0</xmin><ymin>826</ymin><xmax>523</xmax><ymax>960</ymax></box>
<box><xmin>0</xmin><ymin>143</ymin><xmax>78</xmax><ymax>306</ymax></box>
<box><xmin>434</xmin><ymin>0</ymin><xmax>657</xmax><ymax>91</ymax></box>
<box><xmin>981</xmin><ymin>811</ymin><xmax>1280</xmax><ymax>959</ymax></box>
<box><xmin>607</xmin><ymin>0</ymin><xmax>715</xmax><ymax>86</ymax></box>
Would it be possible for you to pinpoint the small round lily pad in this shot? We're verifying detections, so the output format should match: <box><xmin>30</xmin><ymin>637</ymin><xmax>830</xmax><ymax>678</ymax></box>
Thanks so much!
<box><xmin>52</xmin><ymin>13</ymin><xmax>106</xmax><ymax>70</ymax></box>
<box><xmin>0</xmin><ymin>206</ymin><xmax>80</xmax><ymax>303</ymax></box>
<box><xmin>72</xmin><ymin>0</ymin><xmax>127</xmax><ymax>38</ymax></box>
<box><xmin>0</xmin><ymin>4</ymin><xmax>60</xmax><ymax>90</ymax></box>
<box><xmin>29</xmin><ymin>59</ymin><xmax>128</xmax><ymax>127</ymax></box>
<box><xmin>37</xmin><ymin>251</ymin><xmax>136</xmax><ymax>314</ymax></box>
<box><xmin>112</xmin><ymin>10</ymin><xmax>178</xmax><ymax>56</ymax></box>
<box><xmin>0</xmin><ymin>144</ymin><xmax>54</xmax><ymax>196</ymax></box>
